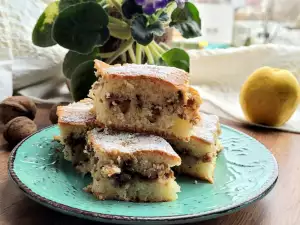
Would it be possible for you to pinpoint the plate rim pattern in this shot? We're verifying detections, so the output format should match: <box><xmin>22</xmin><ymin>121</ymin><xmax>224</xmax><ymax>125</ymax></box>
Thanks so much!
<box><xmin>7</xmin><ymin>125</ymin><xmax>279</xmax><ymax>224</ymax></box>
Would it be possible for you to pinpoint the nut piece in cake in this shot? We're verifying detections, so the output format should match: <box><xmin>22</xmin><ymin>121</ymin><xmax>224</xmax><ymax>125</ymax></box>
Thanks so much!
<box><xmin>56</xmin><ymin>98</ymin><xmax>96</xmax><ymax>173</ymax></box>
<box><xmin>84</xmin><ymin>128</ymin><xmax>181</xmax><ymax>202</ymax></box>
<box><xmin>170</xmin><ymin>113</ymin><xmax>223</xmax><ymax>183</ymax></box>
<box><xmin>91</xmin><ymin>60</ymin><xmax>202</xmax><ymax>141</ymax></box>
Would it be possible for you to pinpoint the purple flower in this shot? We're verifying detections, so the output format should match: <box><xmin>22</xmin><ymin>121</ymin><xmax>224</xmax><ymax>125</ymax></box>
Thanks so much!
<box><xmin>135</xmin><ymin>0</ymin><xmax>168</xmax><ymax>14</ymax></box>
<box><xmin>175</xmin><ymin>0</ymin><xmax>186</xmax><ymax>8</ymax></box>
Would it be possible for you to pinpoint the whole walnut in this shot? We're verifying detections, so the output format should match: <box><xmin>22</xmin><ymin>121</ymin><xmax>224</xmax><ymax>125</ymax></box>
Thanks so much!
<box><xmin>0</xmin><ymin>96</ymin><xmax>37</xmax><ymax>124</ymax></box>
<box><xmin>3</xmin><ymin>116</ymin><xmax>37</xmax><ymax>146</ymax></box>
<box><xmin>49</xmin><ymin>102</ymin><xmax>70</xmax><ymax>124</ymax></box>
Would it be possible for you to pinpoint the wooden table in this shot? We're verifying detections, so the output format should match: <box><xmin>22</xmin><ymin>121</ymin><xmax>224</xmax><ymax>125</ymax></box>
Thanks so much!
<box><xmin>0</xmin><ymin>104</ymin><xmax>299</xmax><ymax>225</ymax></box>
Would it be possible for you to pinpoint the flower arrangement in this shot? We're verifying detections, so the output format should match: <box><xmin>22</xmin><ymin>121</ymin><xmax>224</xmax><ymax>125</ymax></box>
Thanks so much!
<box><xmin>32</xmin><ymin>0</ymin><xmax>201</xmax><ymax>101</ymax></box>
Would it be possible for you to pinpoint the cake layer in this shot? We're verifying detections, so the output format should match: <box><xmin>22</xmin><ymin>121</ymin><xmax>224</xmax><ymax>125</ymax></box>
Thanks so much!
<box><xmin>57</xmin><ymin>99</ymin><xmax>96</xmax><ymax>172</ymax></box>
<box><xmin>88</xmin><ymin>128</ymin><xmax>181</xmax><ymax>167</ymax></box>
<box><xmin>86</xmin><ymin>129</ymin><xmax>181</xmax><ymax>180</ymax></box>
<box><xmin>56</xmin><ymin>98</ymin><xmax>223</xmax><ymax>187</ymax></box>
<box><xmin>85</xmin><ymin>177</ymin><xmax>180</xmax><ymax>202</ymax></box>
<box><xmin>193</xmin><ymin>113</ymin><xmax>221</xmax><ymax>144</ymax></box>
<box><xmin>170</xmin><ymin>113</ymin><xmax>222</xmax><ymax>159</ymax></box>
<box><xmin>171</xmin><ymin>113</ymin><xmax>223</xmax><ymax>183</ymax></box>
<box><xmin>57</xmin><ymin>98</ymin><xmax>95</xmax><ymax>127</ymax></box>
<box><xmin>85</xmin><ymin>128</ymin><xmax>181</xmax><ymax>202</ymax></box>
<box><xmin>91</xmin><ymin>60</ymin><xmax>201</xmax><ymax>141</ymax></box>
<box><xmin>176</xmin><ymin>154</ymin><xmax>217</xmax><ymax>184</ymax></box>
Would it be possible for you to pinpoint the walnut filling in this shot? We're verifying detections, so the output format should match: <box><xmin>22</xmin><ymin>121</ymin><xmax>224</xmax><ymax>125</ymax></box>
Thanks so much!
<box><xmin>104</xmin><ymin>92</ymin><xmax>189</xmax><ymax>125</ymax></box>
<box><xmin>92</xmin><ymin>156</ymin><xmax>174</xmax><ymax>188</ymax></box>
<box><xmin>177</xmin><ymin>90</ymin><xmax>183</xmax><ymax>102</ymax></box>
<box><xmin>187</xmin><ymin>98</ymin><xmax>195</xmax><ymax>107</ymax></box>
<box><xmin>110</xmin><ymin>169</ymin><xmax>174</xmax><ymax>187</ymax></box>
<box><xmin>202</xmin><ymin>153</ymin><xmax>214</xmax><ymax>163</ymax></box>
<box><xmin>136</xmin><ymin>94</ymin><xmax>143</xmax><ymax>109</ymax></box>
<box><xmin>64</xmin><ymin>133</ymin><xmax>86</xmax><ymax>149</ymax></box>
<box><xmin>147</xmin><ymin>104</ymin><xmax>162</xmax><ymax>123</ymax></box>
<box><xmin>105</xmin><ymin>93</ymin><xmax>131</xmax><ymax>114</ymax></box>
<box><xmin>172</xmin><ymin>145</ymin><xmax>216</xmax><ymax>163</ymax></box>
<box><xmin>118</xmin><ymin>99</ymin><xmax>131</xmax><ymax>114</ymax></box>
<box><xmin>64</xmin><ymin>134</ymin><xmax>88</xmax><ymax>167</ymax></box>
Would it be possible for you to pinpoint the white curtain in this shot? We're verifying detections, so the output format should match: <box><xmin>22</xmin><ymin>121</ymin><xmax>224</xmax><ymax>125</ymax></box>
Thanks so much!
<box><xmin>265</xmin><ymin>0</ymin><xmax>300</xmax><ymax>22</ymax></box>
<box><xmin>0</xmin><ymin>0</ymin><xmax>69</xmax><ymax>102</ymax></box>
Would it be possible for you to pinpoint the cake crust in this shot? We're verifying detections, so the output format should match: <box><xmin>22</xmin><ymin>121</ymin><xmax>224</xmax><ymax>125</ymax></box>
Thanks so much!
<box><xmin>92</xmin><ymin>61</ymin><xmax>201</xmax><ymax>141</ymax></box>
<box><xmin>57</xmin><ymin>98</ymin><xmax>95</xmax><ymax>126</ymax></box>
<box><xmin>192</xmin><ymin>113</ymin><xmax>221</xmax><ymax>144</ymax></box>
<box><xmin>94</xmin><ymin>59</ymin><xmax>189</xmax><ymax>90</ymax></box>
<box><xmin>176</xmin><ymin>155</ymin><xmax>217</xmax><ymax>183</ymax></box>
<box><xmin>86</xmin><ymin>128</ymin><xmax>181</xmax><ymax>202</ymax></box>
<box><xmin>170</xmin><ymin>113</ymin><xmax>222</xmax><ymax>182</ymax></box>
<box><xmin>89</xmin><ymin>128</ymin><xmax>181</xmax><ymax>167</ymax></box>
<box><xmin>170</xmin><ymin>113</ymin><xmax>221</xmax><ymax>159</ymax></box>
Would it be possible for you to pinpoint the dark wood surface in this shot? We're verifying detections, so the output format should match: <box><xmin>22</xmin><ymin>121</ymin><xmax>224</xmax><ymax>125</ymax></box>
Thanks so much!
<box><xmin>0</xmin><ymin>104</ymin><xmax>299</xmax><ymax>225</ymax></box>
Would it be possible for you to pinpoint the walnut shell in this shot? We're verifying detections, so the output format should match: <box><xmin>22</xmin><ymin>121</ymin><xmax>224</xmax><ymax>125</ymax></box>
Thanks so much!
<box><xmin>3</xmin><ymin>116</ymin><xmax>37</xmax><ymax>146</ymax></box>
<box><xmin>0</xmin><ymin>96</ymin><xmax>37</xmax><ymax>124</ymax></box>
<box><xmin>49</xmin><ymin>102</ymin><xmax>70</xmax><ymax>124</ymax></box>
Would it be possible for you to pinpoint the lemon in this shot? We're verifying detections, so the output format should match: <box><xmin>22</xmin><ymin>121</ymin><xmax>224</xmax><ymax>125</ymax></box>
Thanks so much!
<box><xmin>240</xmin><ymin>67</ymin><xmax>300</xmax><ymax>126</ymax></box>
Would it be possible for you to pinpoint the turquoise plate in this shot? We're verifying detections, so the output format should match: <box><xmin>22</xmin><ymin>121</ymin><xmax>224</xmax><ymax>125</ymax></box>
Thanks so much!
<box><xmin>8</xmin><ymin>125</ymin><xmax>278</xmax><ymax>224</ymax></box>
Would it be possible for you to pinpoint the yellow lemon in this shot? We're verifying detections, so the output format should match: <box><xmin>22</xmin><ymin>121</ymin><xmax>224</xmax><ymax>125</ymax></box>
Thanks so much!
<box><xmin>240</xmin><ymin>67</ymin><xmax>300</xmax><ymax>126</ymax></box>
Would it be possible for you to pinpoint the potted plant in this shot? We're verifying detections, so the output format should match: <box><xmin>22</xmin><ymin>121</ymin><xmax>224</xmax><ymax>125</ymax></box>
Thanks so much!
<box><xmin>32</xmin><ymin>0</ymin><xmax>201</xmax><ymax>101</ymax></box>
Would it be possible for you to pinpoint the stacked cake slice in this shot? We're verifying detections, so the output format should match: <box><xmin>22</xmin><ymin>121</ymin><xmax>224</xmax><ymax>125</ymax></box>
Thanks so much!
<box><xmin>170</xmin><ymin>113</ymin><xmax>222</xmax><ymax>183</ymax></box>
<box><xmin>91</xmin><ymin>60</ymin><xmax>201</xmax><ymax>141</ymax></box>
<box><xmin>84</xmin><ymin>129</ymin><xmax>181</xmax><ymax>202</ymax></box>
<box><xmin>56</xmin><ymin>98</ymin><xmax>95</xmax><ymax>173</ymax></box>
<box><xmin>57</xmin><ymin>102</ymin><xmax>181</xmax><ymax>201</ymax></box>
<box><xmin>57</xmin><ymin>61</ymin><xmax>222</xmax><ymax>202</ymax></box>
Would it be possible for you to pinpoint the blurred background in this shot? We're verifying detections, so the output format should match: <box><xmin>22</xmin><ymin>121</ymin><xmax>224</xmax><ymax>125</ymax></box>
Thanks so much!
<box><xmin>0</xmin><ymin>0</ymin><xmax>300</xmax><ymax>103</ymax></box>
<box><xmin>172</xmin><ymin>0</ymin><xmax>300</xmax><ymax>48</ymax></box>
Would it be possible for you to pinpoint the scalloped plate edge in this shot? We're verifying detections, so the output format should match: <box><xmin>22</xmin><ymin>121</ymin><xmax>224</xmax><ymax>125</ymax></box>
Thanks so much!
<box><xmin>8</xmin><ymin>125</ymin><xmax>279</xmax><ymax>225</ymax></box>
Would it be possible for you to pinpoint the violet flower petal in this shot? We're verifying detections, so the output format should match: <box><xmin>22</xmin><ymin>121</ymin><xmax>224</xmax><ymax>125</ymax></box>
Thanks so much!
<box><xmin>143</xmin><ymin>4</ymin><xmax>156</xmax><ymax>14</ymax></box>
<box><xmin>135</xmin><ymin>0</ymin><xmax>169</xmax><ymax>15</ymax></box>
<box><xmin>135</xmin><ymin>0</ymin><xmax>145</xmax><ymax>4</ymax></box>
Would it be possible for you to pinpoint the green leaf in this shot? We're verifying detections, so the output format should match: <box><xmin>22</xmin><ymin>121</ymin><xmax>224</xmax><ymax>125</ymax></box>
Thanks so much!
<box><xmin>244</xmin><ymin>37</ymin><xmax>252</xmax><ymax>46</ymax></box>
<box><xmin>52</xmin><ymin>2</ymin><xmax>109</xmax><ymax>54</ymax></box>
<box><xmin>71</xmin><ymin>60</ymin><xmax>97</xmax><ymax>101</ymax></box>
<box><xmin>59</xmin><ymin>0</ymin><xmax>96</xmax><ymax>12</ymax></box>
<box><xmin>131</xmin><ymin>15</ymin><xmax>164</xmax><ymax>46</ymax></box>
<box><xmin>158</xmin><ymin>12</ymin><xmax>169</xmax><ymax>22</ymax></box>
<box><xmin>122</xmin><ymin>0</ymin><xmax>143</xmax><ymax>19</ymax></box>
<box><xmin>148</xmin><ymin>22</ymin><xmax>164</xmax><ymax>36</ymax></box>
<box><xmin>131</xmin><ymin>16</ymin><xmax>152</xmax><ymax>46</ymax></box>
<box><xmin>160</xmin><ymin>48</ymin><xmax>189</xmax><ymax>72</ymax></box>
<box><xmin>170</xmin><ymin>2</ymin><xmax>201</xmax><ymax>39</ymax></box>
<box><xmin>63</xmin><ymin>49</ymin><xmax>100</xmax><ymax>79</ymax></box>
<box><xmin>32</xmin><ymin>1</ymin><xmax>59</xmax><ymax>47</ymax></box>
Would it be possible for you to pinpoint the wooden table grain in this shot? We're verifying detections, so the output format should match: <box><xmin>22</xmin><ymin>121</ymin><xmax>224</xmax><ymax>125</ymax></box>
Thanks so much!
<box><xmin>0</xmin><ymin>104</ymin><xmax>299</xmax><ymax>225</ymax></box>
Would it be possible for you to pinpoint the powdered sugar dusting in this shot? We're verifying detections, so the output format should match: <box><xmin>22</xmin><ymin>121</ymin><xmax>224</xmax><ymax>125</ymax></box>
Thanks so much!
<box><xmin>89</xmin><ymin>129</ymin><xmax>179</xmax><ymax>158</ymax></box>
<box><xmin>192</xmin><ymin>113</ymin><xmax>220</xmax><ymax>144</ymax></box>
<box><xmin>104</xmin><ymin>64</ymin><xmax>189</xmax><ymax>86</ymax></box>
<box><xmin>58</xmin><ymin>99</ymin><xmax>95</xmax><ymax>125</ymax></box>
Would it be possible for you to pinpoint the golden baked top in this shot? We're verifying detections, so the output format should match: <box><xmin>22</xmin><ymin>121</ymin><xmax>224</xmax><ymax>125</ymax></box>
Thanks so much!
<box><xmin>192</xmin><ymin>113</ymin><xmax>221</xmax><ymax>144</ymax></box>
<box><xmin>88</xmin><ymin>128</ymin><xmax>181</xmax><ymax>166</ymax></box>
<box><xmin>94</xmin><ymin>60</ymin><xmax>189</xmax><ymax>89</ymax></box>
<box><xmin>57</xmin><ymin>98</ymin><xmax>95</xmax><ymax>126</ymax></box>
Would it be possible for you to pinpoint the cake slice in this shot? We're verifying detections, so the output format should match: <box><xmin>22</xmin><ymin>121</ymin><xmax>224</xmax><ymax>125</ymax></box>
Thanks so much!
<box><xmin>84</xmin><ymin>128</ymin><xmax>181</xmax><ymax>202</ymax></box>
<box><xmin>90</xmin><ymin>60</ymin><xmax>202</xmax><ymax>141</ymax></box>
<box><xmin>170</xmin><ymin>113</ymin><xmax>223</xmax><ymax>183</ymax></box>
<box><xmin>57</xmin><ymin>98</ymin><xmax>96</xmax><ymax>173</ymax></box>
<box><xmin>57</xmin><ymin>97</ymin><xmax>222</xmax><ymax>186</ymax></box>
